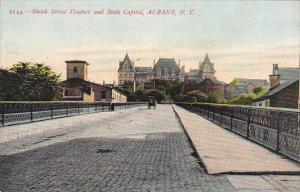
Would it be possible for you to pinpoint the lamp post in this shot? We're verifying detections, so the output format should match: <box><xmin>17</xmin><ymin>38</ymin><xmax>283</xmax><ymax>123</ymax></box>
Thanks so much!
<box><xmin>298</xmin><ymin>55</ymin><xmax>300</xmax><ymax>109</ymax></box>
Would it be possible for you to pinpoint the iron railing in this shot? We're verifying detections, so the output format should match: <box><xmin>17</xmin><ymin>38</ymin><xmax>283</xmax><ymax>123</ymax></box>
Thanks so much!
<box><xmin>0</xmin><ymin>101</ymin><xmax>146</xmax><ymax>127</ymax></box>
<box><xmin>176</xmin><ymin>102</ymin><xmax>300</xmax><ymax>163</ymax></box>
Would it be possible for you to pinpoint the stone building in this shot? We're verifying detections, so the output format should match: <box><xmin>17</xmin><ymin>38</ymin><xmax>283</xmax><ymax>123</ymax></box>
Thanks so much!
<box><xmin>199</xmin><ymin>54</ymin><xmax>216</xmax><ymax>79</ymax></box>
<box><xmin>135</xmin><ymin>67</ymin><xmax>154</xmax><ymax>83</ymax></box>
<box><xmin>63</xmin><ymin>60</ymin><xmax>127</xmax><ymax>102</ymax></box>
<box><xmin>181</xmin><ymin>78</ymin><xmax>225</xmax><ymax>98</ymax></box>
<box><xmin>117</xmin><ymin>54</ymin><xmax>184</xmax><ymax>85</ymax></box>
<box><xmin>152</xmin><ymin>58</ymin><xmax>180</xmax><ymax>80</ymax></box>
<box><xmin>118</xmin><ymin>54</ymin><xmax>135</xmax><ymax>85</ymax></box>
<box><xmin>186</xmin><ymin>54</ymin><xmax>216</xmax><ymax>81</ymax></box>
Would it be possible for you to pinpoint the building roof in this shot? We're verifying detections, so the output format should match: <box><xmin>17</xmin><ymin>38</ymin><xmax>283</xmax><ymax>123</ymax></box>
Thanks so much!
<box><xmin>118</xmin><ymin>53</ymin><xmax>135</xmax><ymax>72</ymax></box>
<box><xmin>153</xmin><ymin>58</ymin><xmax>180</xmax><ymax>74</ymax></box>
<box><xmin>135</xmin><ymin>67</ymin><xmax>152</xmax><ymax>73</ymax></box>
<box><xmin>65</xmin><ymin>60</ymin><xmax>89</xmax><ymax>65</ymax></box>
<box><xmin>278</xmin><ymin>67</ymin><xmax>299</xmax><ymax>82</ymax></box>
<box><xmin>255</xmin><ymin>79</ymin><xmax>298</xmax><ymax>101</ymax></box>
<box><xmin>63</xmin><ymin>78</ymin><xmax>127</xmax><ymax>97</ymax></box>
<box><xmin>199</xmin><ymin>54</ymin><xmax>216</xmax><ymax>73</ymax></box>
<box><xmin>194</xmin><ymin>78</ymin><xmax>223</xmax><ymax>85</ymax></box>
<box><xmin>202</xmin><ymin>53</ymin><xmax>211</xmax><ymax>64</ymax></box>
<box><xmin>234</xmin><ymin>78</ymin><xmax>269</xmax><ymax>87</ymax></box>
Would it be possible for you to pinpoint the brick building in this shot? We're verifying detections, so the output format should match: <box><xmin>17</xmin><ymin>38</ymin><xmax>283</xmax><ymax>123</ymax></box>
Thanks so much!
<box><xmin>181</xmin><ymin>78</ymin><xmax>225</xmax><ymax>98</ymax></box>
<box><xmin>63</xmin><ymin>60</ymin><xmax>127</xmax><ymax>102</ymax></box>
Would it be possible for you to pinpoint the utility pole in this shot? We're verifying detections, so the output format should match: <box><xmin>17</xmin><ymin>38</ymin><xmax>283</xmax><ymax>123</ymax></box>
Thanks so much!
<box><xmin>298</xmin><ymin>55</ymin><xmax>300</xmax><ymax>109</ymax></box>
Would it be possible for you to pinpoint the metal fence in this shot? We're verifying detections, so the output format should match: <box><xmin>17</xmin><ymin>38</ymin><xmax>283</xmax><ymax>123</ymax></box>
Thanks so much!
<box><xmin>176</xmin><ymin>102</ymin><xmax>300</xmax><ymax>163</ymax></box>
<box><xmin>0</xmin><ymin>101</ymin><xmax>146</xmax><ymax>127</ymax></box>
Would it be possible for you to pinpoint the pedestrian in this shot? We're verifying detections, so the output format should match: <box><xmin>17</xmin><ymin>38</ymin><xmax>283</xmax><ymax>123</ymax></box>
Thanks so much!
<box><xmin>110</xmin><ymin>98</ymin><xmax>115</xmax><ymax>111</ymax></box>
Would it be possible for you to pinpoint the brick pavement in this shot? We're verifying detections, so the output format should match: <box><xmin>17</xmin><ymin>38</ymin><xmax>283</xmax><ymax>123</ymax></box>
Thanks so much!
<box><xmin>0</xmin><ymin>105</ymin><xmax>235</xmax><ymax>192</ymax></box>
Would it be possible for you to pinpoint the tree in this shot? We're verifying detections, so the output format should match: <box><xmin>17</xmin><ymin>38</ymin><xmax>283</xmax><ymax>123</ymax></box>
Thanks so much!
<box><xmin>0</xmin><ymin>62</ymin><xmax>62</xmax><ymax>101</ymax></box>
<box><xmin>229</xmin><ymin>94</ymin><xmax>256</xmax><ymax>105</ymax></box>
<box><xmin>182</xmin><ymin>90</ymin><xmax>208</xmax><ymax>103</ymax></box>
<box><xmin>135</xmin><ymin>90</ymin><xmax>147</xmax><ymax>101</ymax></box>
<box><xmin>207</xmin><ymin>92</ymin><xmax>222</xmax><ymax>103</ymax></box>
<box><xmin>146</xmin><ymin>89</ymin><xmax>166</xmax><ymax>102</ymax></box>
<box><xmin>114</xmin><ymin>87</ymin><xmax>136</xmax><ymax>101</ymax></box>
<box><xmin>253</xmin><ymin>87</ymin><xmax>268</xmax><ymax>97</ymax></box>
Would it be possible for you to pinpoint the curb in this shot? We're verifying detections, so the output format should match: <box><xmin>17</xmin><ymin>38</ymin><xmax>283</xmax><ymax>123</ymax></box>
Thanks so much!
<box><xmin>171</xmin><ymin>104</ymin><xmax>209</xmax><ymax>174</ymax></box>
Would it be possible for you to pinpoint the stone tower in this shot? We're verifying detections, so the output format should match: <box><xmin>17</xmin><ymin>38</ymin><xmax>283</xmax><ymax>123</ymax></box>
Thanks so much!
<box><xmin>65</xmin><ymin>60</ymin><xmax>89</xmax><ymax>81</ymax></box>
<box><xmin>199</xmin><ymin>54</ymin><xmax>216</xmax><ymax>79</ymax></box>
<box><xmin>118</xmin><ymin>53</ymin><xmax>135</xmax><ymax>85</ymax></box>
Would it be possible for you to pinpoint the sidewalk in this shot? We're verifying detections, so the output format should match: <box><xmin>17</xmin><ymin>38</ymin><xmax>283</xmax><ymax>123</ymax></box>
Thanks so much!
<box><xmin>172</xmin><ymin>105</ymin><xmax>300</xmax><ymax>175</ymax></box>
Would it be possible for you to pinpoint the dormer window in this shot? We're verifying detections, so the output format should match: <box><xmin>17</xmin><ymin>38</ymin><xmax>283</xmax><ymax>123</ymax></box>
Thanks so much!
<box><xmin>74</xmin><ymin>67</ymin><xmax>78</xmax><ymax>73</ymax></box>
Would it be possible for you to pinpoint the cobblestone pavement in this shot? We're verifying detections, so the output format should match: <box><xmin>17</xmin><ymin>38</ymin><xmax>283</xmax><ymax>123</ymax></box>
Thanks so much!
<box><xmin>0</xmin><ymin>105</ymin><xmax>235</xmax><ymax>192</ymax></box>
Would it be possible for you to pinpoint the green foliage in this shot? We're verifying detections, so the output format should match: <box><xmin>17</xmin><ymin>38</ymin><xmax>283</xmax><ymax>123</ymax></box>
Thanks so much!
<box><xmin>229</xmin><ymin>94</ymin><xmax>256</xmax><ymax>105</ymax></box>
<box><xmin>230</xmin><ymin>78</ymin><xmax>240</xmax><ymax>85</ymax></box>
<box><xmin>135</xmin><ymin>90</ymin><xmax>147</xmax><ymax>101</ymax></box>
<box><xmin>145</xmin><ymin>89</ymin><xmax>166</xmax><ymax>102</ymax></box>
<box><xmin>182</xmin><ymin>90</ymin><xmax>208</xmax><ymax>103</ymax></box>
<box><xmin>147</xmin><ymin>79</ymin><xmax>181</xmax><ymax>100</ymax></box>
<box><xmin>254</xmin><ymin>87</ymin><xmax>268</xmax><ymax>97</ymax></box>
<box><xmin>207</xmin><ymin>92</ymin><xmax>222</xmax><ymax>103</ymax></box>
<box><xmin>227</xmin><ymin>87</ymin><xmax>269</xmax><ymax>105</ymax></box>
<box><xmin>114</xmin><ymin>87</ymin><xmax>136</xmax><ymax>101</ymax></box>
<box><xmin>0</xmin><ymin>62</ymin><xmax>62</xmax><ymax>101</ymax></box>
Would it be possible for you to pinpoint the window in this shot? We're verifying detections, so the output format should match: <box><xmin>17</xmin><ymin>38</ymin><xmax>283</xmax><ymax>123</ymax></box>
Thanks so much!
<box><xmin>65</xmin><ymin>90</ymin><xmax>69</xmax><ymax>96</ymax></box>
<box><xmin>74</xmin><ymin>67</ymin><xmax>78</xmax><ymax>73</ymax></box>
<box><xmin>101</xmin><ymin>91</ymin><xmax>106</xmax><ymax>99</ymax></box>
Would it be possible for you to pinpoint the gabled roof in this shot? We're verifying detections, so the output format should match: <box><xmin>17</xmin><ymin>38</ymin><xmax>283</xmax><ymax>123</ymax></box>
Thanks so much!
<box><xmin>153</xmin><ymin>58</ymin><xmax>180</xmax><ymax>74</ymax></box>
<box><xmin>118</xmin><ymin>54</ymin><xmax>135</xmax><ymax>72</ymax></box>
<box><xmin>278</xmin><ymin>67</ymin><xmax>299</xmax><ymax>82</ymax></box>
<box><xmin>203</xmin><ymin>54</ymin><xmax>211</xmax><ymax>64</ymax></box>
<box><xmin>255</xmin><ymin>79</ymin><xmax>298</xmax><ymax>101</ymax></box>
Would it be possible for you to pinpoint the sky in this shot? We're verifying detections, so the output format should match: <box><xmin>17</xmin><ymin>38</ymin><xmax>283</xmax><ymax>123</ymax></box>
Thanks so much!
<box><xmin>0</xmin><ymin>0</ymin><xmax>299</xmax><ymax>84</ymax></box>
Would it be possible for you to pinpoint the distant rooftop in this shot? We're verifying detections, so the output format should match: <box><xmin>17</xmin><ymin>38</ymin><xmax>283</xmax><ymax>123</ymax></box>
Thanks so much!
<box><xmin>278</xmin><ymin>67</ymin><xmax>299</xmax><ymax>82</ymax></box>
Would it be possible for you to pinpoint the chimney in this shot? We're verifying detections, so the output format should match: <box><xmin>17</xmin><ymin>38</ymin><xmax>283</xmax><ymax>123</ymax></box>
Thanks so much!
<box><xmin>273</xmin><ymin>64</ymin><xmax>278</xmax><ymax>74</ymax></box>
<box><xmin>178</xmin><ymin>59</ymin><xmax>181</xmax><ymax>69</ymax></box>
<box><xmin>269</xmin><ymin>64</ymin><xmax>280</xmax><ymax>89</ymax></box>
<box><xmin>103</xmin><ymin>80</ymin><xmax>105</xmax><ymax>85</ymax></box>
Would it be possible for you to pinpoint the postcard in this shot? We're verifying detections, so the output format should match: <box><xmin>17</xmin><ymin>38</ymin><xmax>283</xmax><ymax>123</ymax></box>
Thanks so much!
<box><xmin>0</xmin><ymin>1</ymin><xmax>299</xmax><ymax>191</ymax></box>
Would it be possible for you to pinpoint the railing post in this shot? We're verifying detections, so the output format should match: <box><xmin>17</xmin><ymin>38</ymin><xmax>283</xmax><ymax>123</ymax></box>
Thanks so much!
<box><xmin>1</xmin><ymin>110</ymin><xmax>4</xmax><ymax>127</ymax></box>
<box><xmin>66</xmin><ymin>105</ymin><xmax>69</xmax><ymax>117</ymax></box>
<box><xmin>50</xmin><ymin>105</ymin><xmax>53</xmax><ymax>119</ymax></box>
<box><xmin>212</xmin><ymin>106</ymin><xmax>215</xmax><ymax>122</ymax></box>
<box><xmin>247</xmin><ymin>108</ymin><xmax>251</xmax><ymax>138</ymax></box>
<box><xmin>30</xmin><ymin>105</ymin><xmax>33</xmax><ymax>122</ymax></box>
<box><xmin>220</xmin><ymin>107</ymin><xmax>223</xmax><ymax>125</ymax></box>
<box><xmin>276</xmin><ymin>112</ymin><xmax>281</xmax><ymax>152</ymax></box>
<box><xmin>78</xmin><ymin>103</ymin><xmax>80</xmax><ymax>115</ymax></box>
<box><xmin>230</xmin><ymin>108</ymin><xmax>233</xmax><ymax>130</ymax></box>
